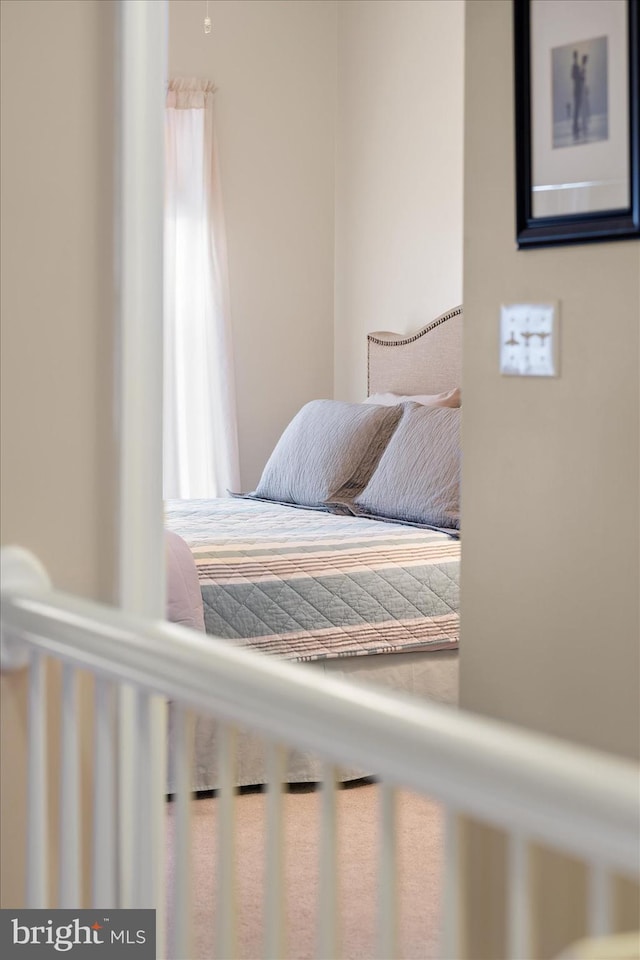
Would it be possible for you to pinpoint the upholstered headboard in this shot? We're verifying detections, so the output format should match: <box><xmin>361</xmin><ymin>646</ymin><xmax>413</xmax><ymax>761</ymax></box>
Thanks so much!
<box><xmin>367</xmin><ymin>305</ymin><xmax>462</xmax><ymax>396</ymax></box>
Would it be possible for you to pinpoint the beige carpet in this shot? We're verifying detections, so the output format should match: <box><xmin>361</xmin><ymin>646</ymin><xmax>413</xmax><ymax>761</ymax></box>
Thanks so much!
<box><xmin>166</xmin><ymin>782</ymin><xmax>444</xmax><ymax>960</ymax></box>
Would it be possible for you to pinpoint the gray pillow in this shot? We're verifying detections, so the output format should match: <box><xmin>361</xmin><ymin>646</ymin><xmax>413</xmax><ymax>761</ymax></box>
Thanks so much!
<box><xmin>338</xmin><ymin>403</ymin><xmax>461</xmax><ymax>529</ymax></box>
<box><xmin>250</xmin><ymin>399</ymin><xmax>402</xmax><ymax>508</ymax></box>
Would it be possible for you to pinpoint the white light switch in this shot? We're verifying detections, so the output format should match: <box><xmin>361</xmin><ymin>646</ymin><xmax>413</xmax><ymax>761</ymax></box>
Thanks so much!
<box><xmin>500</xmin><ymin>302</ymin><xmax>559</xmax><ymax>377</ymax></box>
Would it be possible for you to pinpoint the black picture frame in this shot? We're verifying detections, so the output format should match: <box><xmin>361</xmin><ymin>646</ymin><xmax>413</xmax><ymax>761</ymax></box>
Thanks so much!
<box><xmin>514</xmin><ymin>0</ymin><xmax>639</xmax><ymax>248</ymax></box>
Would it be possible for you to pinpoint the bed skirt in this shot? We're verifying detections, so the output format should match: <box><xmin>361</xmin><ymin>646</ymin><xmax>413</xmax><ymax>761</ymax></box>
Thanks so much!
<box><xmin>167</xmin><ymin>648</ymin><xmax>458</xmax><ymax>793</ymax></box>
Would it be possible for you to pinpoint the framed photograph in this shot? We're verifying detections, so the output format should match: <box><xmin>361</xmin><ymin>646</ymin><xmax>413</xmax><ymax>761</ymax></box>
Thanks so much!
<box><xmin>514</xmin><ymin>0</ymin><xmax>639</xmax><ymax>248</ymax></box>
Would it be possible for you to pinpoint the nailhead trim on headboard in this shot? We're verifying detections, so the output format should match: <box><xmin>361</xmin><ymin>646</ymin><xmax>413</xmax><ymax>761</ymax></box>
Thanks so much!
<box><xmin>367</xmin><ymin>305</ymin><xmax>463</xmax><ymax>347</ymax></box>
<box><xmin>366</xmin><ymin>305</ymin><xmax>463</xmax><ymax>395</ymax></box>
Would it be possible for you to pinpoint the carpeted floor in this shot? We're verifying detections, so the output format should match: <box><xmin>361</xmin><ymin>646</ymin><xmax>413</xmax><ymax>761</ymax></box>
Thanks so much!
<box><xmin>166</xmin><ymin>780</ymin><xmax>444</xmax><ymax>960</ymax></box>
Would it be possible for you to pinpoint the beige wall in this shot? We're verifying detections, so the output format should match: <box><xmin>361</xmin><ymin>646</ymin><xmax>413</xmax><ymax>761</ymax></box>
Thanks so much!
<box><xmin>169</xmin><ymin>0</ymin><xmax>464</xmax><ymax>463</ymax></box>
<box><xmin>335</xmin><ymin>0</ymin><xmax>464</xmax><ymax>401</ymax></box>
<box><xmin>0</xmin><ymin>0</ymin><xmax>117</xmax><ymax>907</ymax></box>
<box><xmin>460</xmin><ymin>2</ymin><xmax>640</xmax><ymax>955</ymax></box>
<box><xmin>169</xmin><ymin>0</ymin><xmax>337</xmax><ymax>490</ymax></box>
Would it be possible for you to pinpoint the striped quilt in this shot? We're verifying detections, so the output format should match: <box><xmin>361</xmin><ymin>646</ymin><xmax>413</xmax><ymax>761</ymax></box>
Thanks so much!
<box><xmin>164</xmin><ymin>498</ymin><xmax>460</xmax><ymax>663</ymax></box>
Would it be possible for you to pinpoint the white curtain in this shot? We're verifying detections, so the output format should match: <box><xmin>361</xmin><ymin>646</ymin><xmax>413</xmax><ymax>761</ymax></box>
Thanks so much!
<box><xmin>164</xmin><ymin>78</ymin><xmax>240</xmax><ymax>499</ymax></box>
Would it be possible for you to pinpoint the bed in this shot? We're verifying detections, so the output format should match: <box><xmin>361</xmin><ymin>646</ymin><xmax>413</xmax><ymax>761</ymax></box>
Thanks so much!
<box><xmin>165</xmin><ymin>305</ymin><xmax>463</xmax><ymax>790</ymax></box>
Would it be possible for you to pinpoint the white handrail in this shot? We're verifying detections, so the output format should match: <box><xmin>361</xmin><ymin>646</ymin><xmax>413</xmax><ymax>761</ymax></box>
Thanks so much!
<box><xmin>2</xmin><ymin>550</ymin><xmax>639</xmax><ymax>880</ymax></box>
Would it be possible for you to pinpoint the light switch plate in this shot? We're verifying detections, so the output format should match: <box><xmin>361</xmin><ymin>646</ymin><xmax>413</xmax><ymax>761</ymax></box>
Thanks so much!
<box><xmin>500</xmin><ymin>302</ymin><xmax>559</xmax><ymax>376</ymax></box>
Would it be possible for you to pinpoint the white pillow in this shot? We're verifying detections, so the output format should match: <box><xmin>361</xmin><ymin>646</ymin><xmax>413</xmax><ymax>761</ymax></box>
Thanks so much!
<box><xmin>330</xmin><ymin>403</ymin><xmax>461</xmax><ymax>530</ymax></box>
<box><xmin>249</xmin><ymin>399</ymin><xmax>403</xmax><ymax>508</ymax></box>
<box><xmin>365</xmin><ymin>387</ymin><xmax>461</xmax><ymax>408</ymax></box>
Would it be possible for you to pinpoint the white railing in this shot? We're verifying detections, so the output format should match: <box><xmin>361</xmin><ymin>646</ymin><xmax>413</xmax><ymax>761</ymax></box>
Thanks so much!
<box><xmin>2</xmin><ymin>546</ymin><xmax>639</xmax><ymax>960</ymax></box>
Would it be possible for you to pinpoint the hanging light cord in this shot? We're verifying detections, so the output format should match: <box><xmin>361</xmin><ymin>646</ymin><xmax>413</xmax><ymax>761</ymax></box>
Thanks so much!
<box><xmin>204</xmin><ymin>0</ymin><xmax>212</xmax><ymax>35</ymax></box>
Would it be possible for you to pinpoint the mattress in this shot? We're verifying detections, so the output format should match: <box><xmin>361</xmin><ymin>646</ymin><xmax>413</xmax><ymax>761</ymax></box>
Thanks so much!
<box><xmin>165</xmin><ymin>497</ymin><xmax>460</xmax><ymax>663</ymax></box>
<box><xmin>165</xmin><ymin>497</ymin><xmax>461</xmax><ymax>790</ymax></box>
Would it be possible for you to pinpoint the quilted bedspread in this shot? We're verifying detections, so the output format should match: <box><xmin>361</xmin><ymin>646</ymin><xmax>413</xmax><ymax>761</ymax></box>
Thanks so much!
<box><xmin>164</xmin><ymin>498</ymin><xmax>460</xmax><ymax>663</ymax></box>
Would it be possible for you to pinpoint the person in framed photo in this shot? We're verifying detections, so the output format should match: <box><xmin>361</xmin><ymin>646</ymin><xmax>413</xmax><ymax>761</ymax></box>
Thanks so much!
<box><xmin>553</xmin><ymin>37</ymin><xmax>608</xmax><ymax>148</ymax></box>
<box><xmin>571</xmin><ymin>49</ymin><xmax>583</xmax><ymax>140</ymax></box>
<box><xmin>581</xmin><ymin>54</ymin><xmax>591</xmax><ymax>136</ymax></box>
